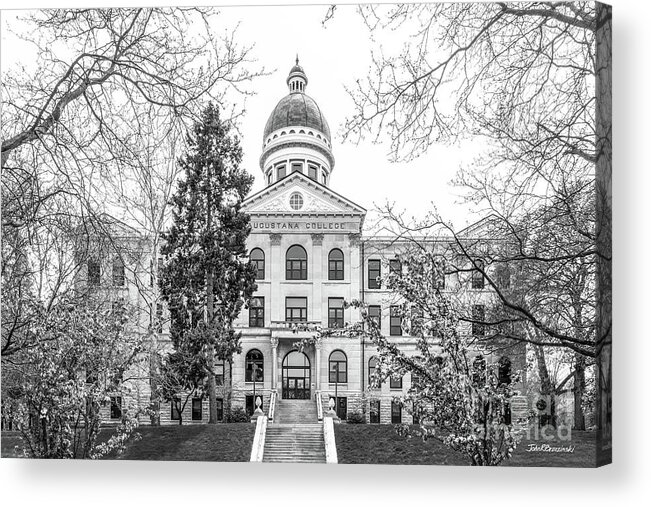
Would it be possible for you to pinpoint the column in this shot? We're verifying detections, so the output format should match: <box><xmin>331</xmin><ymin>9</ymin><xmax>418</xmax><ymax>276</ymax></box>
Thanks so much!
<box><xmin>269</xmin><ymin>233</ymin><xmax>282</xmax><ymax>323</ymax></box>
<box><xmin>315</xmin><ymin>341</ymin><xmax>322</xmax><ymax>391</ymax></box>
<box><xmin>311</xmin><ymin>233</ymin><xmax>324</xmax><ymax>324</ymax></box>
<box><xmin>271</xmin><ymin>337</ymin><xmax>278</xmax><ymax>390</ymax></box>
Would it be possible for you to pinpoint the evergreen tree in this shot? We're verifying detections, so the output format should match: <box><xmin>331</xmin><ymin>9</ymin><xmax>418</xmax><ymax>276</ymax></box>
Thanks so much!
<box><xmin>159</xmin><ymin>103</ymin><xmax>256</xmax><ymax>423</ymax></box>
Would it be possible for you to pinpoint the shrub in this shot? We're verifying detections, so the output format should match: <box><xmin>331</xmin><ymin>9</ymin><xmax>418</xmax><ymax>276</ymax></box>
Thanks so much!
<box><xmin>225</xmin><ymin>407</ymin><xmax>250</xmax><ymax>423</ymax></box>
<box><xmin>346</xmin><ymin>411</ymin><xmax>366</xmax><ymax>424</ymax></box>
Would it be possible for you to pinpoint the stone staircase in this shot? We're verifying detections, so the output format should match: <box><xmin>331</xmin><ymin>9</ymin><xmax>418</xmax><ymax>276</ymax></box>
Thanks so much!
<box><xmin>263</xmin><ymin>399</ymin><xmax>325</xmax><ymax>463</ymax></box>
<box><xmin>273</xmin><ymin>399</ymin><xmax>318</xmax><ymax>424</ymax></box>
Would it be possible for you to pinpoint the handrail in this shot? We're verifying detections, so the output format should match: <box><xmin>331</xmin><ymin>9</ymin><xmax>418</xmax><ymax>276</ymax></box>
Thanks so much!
<box><xmin>315</xmin><ymin>390</ymin><xmax>323</xmax><ymax>421</ymax></box>
<box><xmin>250</xmin><ymin>415</ymin><xmax>268</xmax><ymax>462</ymax></box>
<box><xmin>268</xmin><ymin>390</ymin><xmax>277</xmax><ymax>421</ymax></box>
<box><xmin>323</xmin><ymin>417</ymin><xmax>338</xmax><ymax>464</ymax></box>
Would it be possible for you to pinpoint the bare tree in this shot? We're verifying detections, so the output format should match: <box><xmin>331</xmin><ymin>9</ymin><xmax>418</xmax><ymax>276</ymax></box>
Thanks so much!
<box><xmin>341</xmin><ymin>1</ymin><xmax>610</xmax><ymax>450</ymax></box>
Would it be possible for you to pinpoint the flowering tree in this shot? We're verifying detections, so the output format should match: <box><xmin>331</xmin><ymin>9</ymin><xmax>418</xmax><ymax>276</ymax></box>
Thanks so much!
<box><xmin>3</xmin><ymin>300</ymin><xmax>147</xmax><ymax>459</ymax></box>
<box><xmin>307</xmin><ymin>248</ymin><xmax>522</xmax><ymax>466</ymax></box>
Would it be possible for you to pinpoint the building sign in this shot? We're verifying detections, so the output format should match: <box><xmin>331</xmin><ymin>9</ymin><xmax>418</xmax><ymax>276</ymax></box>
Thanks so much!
<box><xmin>251</xmin><ymin>220</ymin><xmax>359</xmax><ymax>232</ymax></box>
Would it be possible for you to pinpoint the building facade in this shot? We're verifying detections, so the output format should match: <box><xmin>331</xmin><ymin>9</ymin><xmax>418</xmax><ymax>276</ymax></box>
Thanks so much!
<box><xmin>91</xmin><ymin>60</ymin><xmax>525</xmax><ymax>426</ymax></box>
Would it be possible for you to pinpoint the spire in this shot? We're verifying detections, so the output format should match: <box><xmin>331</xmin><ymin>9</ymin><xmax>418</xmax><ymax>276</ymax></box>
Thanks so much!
<box><xmin>287</xmin><ymin>56</ymin><xmax>307</xmax><ymax>94</ymax></box>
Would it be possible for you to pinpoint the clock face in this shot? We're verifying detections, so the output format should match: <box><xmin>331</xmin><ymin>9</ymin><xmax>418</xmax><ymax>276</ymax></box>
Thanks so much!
<box><xmin>289</xmin><ymin>192</ymin><xmax>304</xmax><ymax>210</ymax></box>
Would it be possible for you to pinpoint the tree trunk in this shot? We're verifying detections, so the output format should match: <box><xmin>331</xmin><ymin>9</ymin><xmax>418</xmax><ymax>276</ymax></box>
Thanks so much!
<box><xmin>595</xmin><ymin>2</ymin><xmax>612</xmax><ymax>464</ymax></box>
<box><xmin>534</xmin><ymin>345</ymin><xmax>556</xmax><ymax>427</ymax></box>
<box><xmin>573</xmin><ymin>353</ymin><xmax>586</xmax><ymax>430</ymax></box>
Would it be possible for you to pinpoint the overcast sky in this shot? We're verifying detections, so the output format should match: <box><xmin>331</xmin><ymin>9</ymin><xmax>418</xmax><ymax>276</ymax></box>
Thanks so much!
<box><xmin>217</xmin><ymin>4</ymin><xmax>484</xmax><ymax>230</ymax></box>
<box><xmin>2</xmin><ymin>4</ymin><xmax>487</xmax><ymax>231</ymax></box>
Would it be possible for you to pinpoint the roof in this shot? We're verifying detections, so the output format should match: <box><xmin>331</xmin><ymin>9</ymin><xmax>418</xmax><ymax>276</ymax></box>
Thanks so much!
<box><xmin>263</xmin><ymin>93</ymin><xmax>331</xmax><ymax>141</ymax></box>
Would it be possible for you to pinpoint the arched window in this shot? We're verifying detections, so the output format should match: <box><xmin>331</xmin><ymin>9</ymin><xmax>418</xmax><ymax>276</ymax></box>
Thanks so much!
<box><xmin>498</xmin><ymin>356</ymin><xmax>512</xmax><ymax>385</ymax></box>
<box><xmin>286</xmin><ymin>245</ymin><xmax>307</xmax><ymax>280</ymax></box>
<box><xmin>250</xmin><ymin>248</ymin><xmax>265</xmax><ymax>280</ymax></box>
<box><xmin>368</xmin><ymin>356</ymin><xmax>379</xmax><ymax>388</ymax></box>
<box><xmin>329</xmin><ymin>350</ymin><xmax>347</xmax><ymax>383</ymax></box>
<box><xmin>328</xmin><ymin>249</ymin><xmax>344</xmax><ymax>280</ymax></box>
<box><xmin>245</xmin><ymin>349</ymin><xmax>264</xmax><ymax>382</ymax></box>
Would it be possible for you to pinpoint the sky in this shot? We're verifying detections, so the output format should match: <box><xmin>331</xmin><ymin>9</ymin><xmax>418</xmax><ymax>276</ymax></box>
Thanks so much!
<box><xmin>214</xmin><ymin>4</ymin><xmax>483</xmax><ymax>231</ymax></box>
<box><xmin>1</xmin><ymin>4</ymin><xmax>487</xmax><ymax>231</ymax></box>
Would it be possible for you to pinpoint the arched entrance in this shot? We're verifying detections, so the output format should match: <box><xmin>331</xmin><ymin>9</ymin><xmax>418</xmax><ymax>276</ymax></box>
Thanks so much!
<box><xmin>282</xmin><ymin>350</ymin><xmax>311</xmax><ymax>399</ymax></box>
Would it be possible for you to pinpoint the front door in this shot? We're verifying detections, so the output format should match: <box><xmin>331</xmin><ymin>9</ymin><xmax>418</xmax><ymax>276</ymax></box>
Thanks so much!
<box><xmin>282</xmin><ymin>350</ymin><xmax>311</xmax><ymax>399</ymax></box>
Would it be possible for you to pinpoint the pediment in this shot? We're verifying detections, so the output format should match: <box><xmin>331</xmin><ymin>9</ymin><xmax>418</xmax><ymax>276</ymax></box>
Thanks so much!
<box><xmin>243</xmin><ymin>172</ymin><xmax>366</xmax><ymax>216</ymax></box>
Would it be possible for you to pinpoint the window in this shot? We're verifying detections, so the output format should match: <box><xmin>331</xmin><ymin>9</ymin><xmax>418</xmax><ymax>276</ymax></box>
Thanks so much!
<box><xmin>277</xmin><ymin>164</ymin><xmax>286</xmax><ymax>180</ymax></box>
<box><xmin>391</xmin><ymin>400</ymin><xmax>402</xmax><ymax>424</ymax></box>
<box><xmin>368</xmin><ymin>305</ymin><xmax>381</xmax><ymax>330</ymax></box>
<box><xmin>436</xmin><ymin>270</ymin><xmax>446</xmax><ymax>289</ymax></box>
<box><xmin>498</xmin><ymin>356</ymin><xmax>512</xmax><ymax>385</ymax></box>
<box><xmin>249</xmin><ymin>296</ymin><xmax>265</xmax><ymax>327</ymax></box>
<box><xmin>390</xmin><ymin>306</ymin><xmax>403</xmax><ymax>336</ymax></box>
<box><xmin>286</xmin><ymin>245</ymin><xmax>307</xmax><ymax>280</ymax></box>
<box><xmin>245</xmin><ymin>349</ymin><xmax>264</xmax><ymax>382</ymax></box>
<box><xmin>389</xmin><ymin>259</ymin><xmax>401</xmax><ymax>275</ymax></box>
<box><xmin>496</xmin><ymin>264</ymin><xmax>511</xmax><ymax>290</ymax></box>
<box><xmin>250</xmin><ymin>248</ymin><xmax>265</xmax><ymax>279</ymax></box>
<box><xmin>245</xmin><ymin>395</ymin><xmax>262</xmax><ymax>417</ymax></box>
<box><xmin>110</xmin><ymin>396</ymin><xmax>122</xmax><ymax>420</ymax></box>
<box><xmin>216</xmin><ymin>398</ymin><xmax>224</xmax><ymax>421</ymax></box>
<box><xmin>390</xmin><ymin>375</ymin><xmax>403</xmax><ymax>390</ymax></box>
<box><xmin>171</xmin><ymin>397</ymin><xmax>181</xmax><ymax>421</ymax></box>
<box><xmin>472</xmin><ymin>305</ymin><xmax>485</xmax><ymax>336</ymax></box>
<box><xmin>328</xmin><ymin>297</ymin><xmax>344</xmax><ymax>328</ymax></box>
<box><xmin>112</xmin><ymin>257</ymin><xmax>125</xmax><ymax>287</ymax></box>
<box><xmin>192</xmin><ymin>398</ymin><xmax>203</xmax><ymax>421</ymax></box>
<box><xmin>368</xmin><ymin>356</ymin><xmax>379</xmax><ymax>387</ymax></box>
<box><xmin>328</xmin><ymin>350</ymin><xmax>347</xmax><ymax>383</ymax></box>
<box><xmin>370</xmin><ymin>399</ymin><xmax>380</xmax><ymax>424</ymax></box>
<box><xmin>368</xmin><ymin>259</ymin><xmax>381</xmax><ymax>289</ymax></box>
<box><xmin>472</xmin><ymin>259</ymin><xmax>485</xmax><ymax>289</ymax></box>
<box><xmin>215</xmin><ymin>361</ymin><xmax>224</xmax><ymax>386</ymax></box>
<box><xmin>330</xmin><ymin>396</ymin><xmax>347</xmax><ymax>420</ymax></box>
<box><xmin>412</xmin><ymin>401</ymin><xmax>420</xmax><ymax>425</ymax></box>
<box><xmin>285</xmin><ymin>297</ymin><xmax>307</xmax><ymax>323</ymax></box>
<box><xmin>308</xmin><ymin>164</ymin><xmax>318</xmax><ymax>180</ymax></box>
<box><xmin>472</xmin><ymin>355</ymin><xmax>487</xmax><ymax>387</ymax></box>
<box><xmin>291</xmin><ymin>162</ymin><xmax>303</xmax><ymax>173</ymax></box>
<box><xmin>289</xmin><ymin>192</ymin><xmax>304</xmax><ymax>210</ymax></box>
<box><xmin>88</xmin><ymin>258</ymin><xmax>100</xmax><ymax>286</ymax></box>
<box><xmin>328</xmin><ymin>249</ymin><xmax>344</xmax><ymax>280</ymax></box>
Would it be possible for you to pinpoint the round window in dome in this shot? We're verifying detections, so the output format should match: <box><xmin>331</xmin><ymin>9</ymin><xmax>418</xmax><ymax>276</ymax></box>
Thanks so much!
<box><xmin>289</xmin><ymin>192</ymin><xmax>304</xmax><ymax>210</ymax></box>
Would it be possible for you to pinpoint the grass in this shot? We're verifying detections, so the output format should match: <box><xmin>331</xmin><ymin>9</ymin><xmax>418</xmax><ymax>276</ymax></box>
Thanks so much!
<box><xmin>334</xmin><ymin>424</ymin><xmax>598</xmax><ymax>467</ymax></box>
<box><xmin>2</xmin><ymin>423</ymin><xmax>255</xmax><ymax>462</ymax></box>
<box><xmin>115</xmin><ymin>423</ymin><xmax>255</xmax><ymax>461</ymax></box>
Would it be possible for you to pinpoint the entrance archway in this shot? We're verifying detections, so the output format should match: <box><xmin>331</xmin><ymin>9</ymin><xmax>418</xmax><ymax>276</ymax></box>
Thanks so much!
<box><xmin>282</xmin><ymin>350</ymin><xmax>311</xmax><ymax>399</ymax></box>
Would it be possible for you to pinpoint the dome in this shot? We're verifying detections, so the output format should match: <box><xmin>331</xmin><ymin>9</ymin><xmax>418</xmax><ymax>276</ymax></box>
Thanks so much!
<box><xmin>263</xmin><ymin>93</ymin><xmax>331</xmax><ymax>141</ymax></box>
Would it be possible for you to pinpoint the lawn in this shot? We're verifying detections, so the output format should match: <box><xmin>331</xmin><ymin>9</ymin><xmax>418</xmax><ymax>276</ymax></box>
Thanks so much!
<box><xmin>2</xmin><ymin>423</ymin><xmax>255</xmax><ymax>462</ymax></box>
<box><xmin>115</xmin><ymin>423</ymin><xmax>255</xmax><ymax>461</ymax></box>
<box><xmin>334</xmin><ymin>424</ymin><xmax>598</xmax><ymax>467</ymax></box>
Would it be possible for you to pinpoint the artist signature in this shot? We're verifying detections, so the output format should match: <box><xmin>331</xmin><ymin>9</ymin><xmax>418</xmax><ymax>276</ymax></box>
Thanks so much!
<box><xmin>526</xmin><ymin>443</ymin><xmax>576</xmax><ymax>453</ymax></box>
